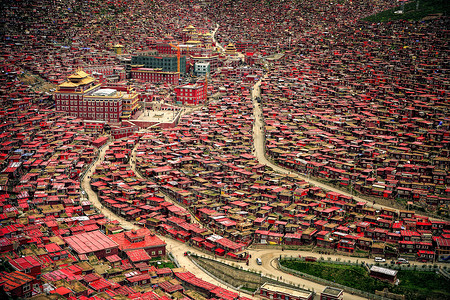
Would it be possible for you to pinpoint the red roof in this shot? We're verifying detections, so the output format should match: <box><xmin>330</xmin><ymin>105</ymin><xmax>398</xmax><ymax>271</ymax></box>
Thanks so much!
<box><xmin>116</xmin><ymin>285</ymin><xmax>137</xmax><ymax>296</ymax></box>
<box><xmin>92</xmin><ymin>136</ymin><xmax>108</xmax><ymax>145</ymax></box>
<box><xmin>45</xmin><ymin>243</ymin><xmax>62</xmax><ymax>253</ymax></box>
<box><xmin>83</xmin><ymin>273</ymin><xmax>101</xmax><ymax>283</ymax></box>
<box><xmin>156</xmin><ymin>268</ymin><xmax>172</xmax><ymax>276</ymax></box>
<box><xmin>64</xmin><ymin>230</ymin><xmax>118</xmax><ymax>255</ymax></box>
<box><xmin>127</xmin><ymin>249</ymin><xmax>151</xmax><ymax>263</ymax></box>
<box><xmin>51</xmin><ymin>286</ymin><xmax>72</xmax><ymax>296</ymax></box>
<box><xmin>175</xmin><ymin>271</ymin><xmax>216</xmax><ymax>291</ymax></box>
<box><xmin>191</xmin><ymin>237</ymin><xmax>204</xmax><ymax>243</ymax></box>
<box><xmin>89</xmin><ymin>278</ymin><xmax>112</xmax><ymax>291</ymax></box>
<box><xmin>159</xmin><ymin>281</ymin><xmax>183</xmax><ymax>293</ymax></box>
<box><xmin>400</xmin><ymin>230</ymin><xmax>420</xmax><ymax>237</ymax></box>
<box><xmin>42</xmin><ymin>269</ymin><xmax>79</xmax><ymax>282</ymax></box>
<box><xmin>108</xmin><ymin>228</ymin><xmax>165</xmax><ymax>251</ymax></box>
<box><xmin>127</xmin><ymin>273</ymin><xmax>151</xmax><ymax>283</ymax></box>
<box><xmin>285</xmin><ymin>233</ymin><xmax>302</xmax><ymax>239</ymax></box>
<box><xmin>417</xmin><ymin>250</ymin><xmax>434</xmax><ymax>255</ymax></box>
<box><xmin>106</xmin><ymin>255</ymin><xmax>121</xmax><ymax>263</ymax></box>
<box><xmin>216</xmin><ymin>237</ymin><xmax>245</xmax><ymax>251</ymax></box>
<box><xmin>9</xmin><ymin>255</ymin><xmax>41</xmax><ymax>271</ymax></box>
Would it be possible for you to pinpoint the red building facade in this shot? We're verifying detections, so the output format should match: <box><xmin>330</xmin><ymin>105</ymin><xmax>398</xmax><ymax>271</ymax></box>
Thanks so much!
<box><xmin>174</xmin><ymin>82</ymin><xmax>207</xmax><ymax>105</ymax></box>
<box><xmin>155</xmin><ymin>43</ymin><xmax>177</xmax><ymax>55</ymax></box>
<box><xmin>131</xmin><ymin>68</ymin><xmax>180</xmax><ymax>85</ymax></box>
<box><xmin>0</xmin><ymin>271</ymin><xmax>41</xmax><ymax>298</ymax></box>
<box><xmin>111</xmin><ymin>125</ymin><xmax>139</xmax><ymax>139</ymax></box>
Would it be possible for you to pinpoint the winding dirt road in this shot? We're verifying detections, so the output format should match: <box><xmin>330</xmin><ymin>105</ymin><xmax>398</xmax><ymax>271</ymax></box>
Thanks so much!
<box><xmin>82</xmin><ymin>139</ymin><xmax>258</xmax><ymax>298</ymax></box>
<box><xmin>127</xmin><ymin>126</ymin><xmax>370</xmax><ymax>299</ymax></box>
<box><xmin>79</xmin><ymin>54</ymin><xmax>442</xmax><ymax>300</ymax></box>
<box><xmin>78</xmin><ymin>85</ymin><xmax>416</xmax><ymax>300</ymax></box>
<box><xmin>79</xmin><ymin>71</ymin><xmax>446</xmax><ymax>300</ymax></box>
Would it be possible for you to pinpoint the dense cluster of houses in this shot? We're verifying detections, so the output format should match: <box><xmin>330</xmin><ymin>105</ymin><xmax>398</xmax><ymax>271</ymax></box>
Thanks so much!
<box><xmin>208</xmin><ymin>0</ymin><xmax>396</xmax><ymax>61</ymax></box>
<box><xmin>1</xmin><ymin>0</ymin><xmax>220</xmax><ymax>85</ymax></box>
<box><xmin>0</xmin><ymin>0</ymin><xmax>449</xmax><ymax>299</ymax></box>
<box><xmin>0</xmin><ymin>73</ymin><xmax>211</xmax><ymax>298</ymax></box>
<box><xmin>0</xmin><ymin>105</ymin><xmax>257</xmax><ymax>299</ymax></box>
<box><xmin>90</xmin><ymin>138</ymin><xmax>249</xmax><ymax>259</ymax></box>
<box><xmin>258</xmin><ymin>19</ymin><xmax>449</xmax><ymax>212</ymax></box>
<box><xmin>0</xmin><ymin>97</ymin><xmax>102</xmax><ymax>199</ymax></box>
<box><xmin>1</xmin><ymin>227</ymin><xmax>251</xmax><ymax>300</ymax></box>
<box><xmin>128</xmin><ymin>94</ymin><xmax>450</xmax><ymax>263</ymax></box>
<box><xmin>0</xmin><ymin>0</ymin><xmax>249</xmax><ymax>99</ymax></box>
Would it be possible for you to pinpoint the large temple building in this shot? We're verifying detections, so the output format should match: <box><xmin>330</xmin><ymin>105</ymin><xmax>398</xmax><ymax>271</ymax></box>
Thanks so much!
<box><xmin>54</xmin><ymin>70</ymin><xmax>139</xmax><ymax>123</ymax></box>
<box><xmin>224</xmin><ymin>43</ymin><xmax>238</xmax><ymax>56</ymax></box>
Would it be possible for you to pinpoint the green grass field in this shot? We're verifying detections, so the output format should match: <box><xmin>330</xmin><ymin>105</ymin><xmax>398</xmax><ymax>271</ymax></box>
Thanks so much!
<box><xmin>280</xmin><ymin>260</ymin><xmax>450</xmax><ymax>299</ymax></box>
<box><xmin>363</xmin><ymin>0</ymin><xmax>449</xmax><ymax>22</ymax></box>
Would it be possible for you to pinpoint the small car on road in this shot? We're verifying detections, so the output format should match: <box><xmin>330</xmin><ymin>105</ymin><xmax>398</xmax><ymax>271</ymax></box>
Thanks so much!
<box><xmin>396</xmin><ymin>258</ymin><xmax>409</xmax><ymax>264</ymax></box>
<box><xmin>305</xmin><ymin>256</ymin><xmax>317</xmax><ymax>262</ymax></box>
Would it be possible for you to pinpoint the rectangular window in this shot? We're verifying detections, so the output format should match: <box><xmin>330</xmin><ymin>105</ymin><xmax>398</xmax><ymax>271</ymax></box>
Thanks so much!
<box><xmin>23</xmin><ymin>283</ymin><xmax>30</xmax><ymax>292</ymax></box>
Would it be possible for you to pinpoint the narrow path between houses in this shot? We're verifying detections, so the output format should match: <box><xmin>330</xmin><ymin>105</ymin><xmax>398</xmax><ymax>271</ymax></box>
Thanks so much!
<box><xmin>212</xmin><ymin>24</ymin><xmax>224</xmax><ymax>52</ymax></box>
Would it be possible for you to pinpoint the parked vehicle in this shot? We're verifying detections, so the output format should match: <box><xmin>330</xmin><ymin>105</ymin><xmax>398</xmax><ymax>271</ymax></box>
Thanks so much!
<box><xmin>305</xmin><ymin>256</ymin><xmax>317</xmax><ymax>262</ymax></box>
<box><xmin>256</xmin><ymin>258</ymin><xmax>262</xmax><ymax>265</ymax></box>
<box><xmin>396</xmin><ymin>258</ymin><xmax>409</xmax><ymax>264</ymax></box>
<box><xmin>374</xmin><ymin>257</ymin><xmax>386</xmax><ymax>262</ymax></box>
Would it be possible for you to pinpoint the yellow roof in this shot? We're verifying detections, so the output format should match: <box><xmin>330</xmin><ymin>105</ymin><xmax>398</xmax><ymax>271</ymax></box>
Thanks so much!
<box><xmin>59</xmin><ymin>77</ymin><xmax>94</xmax><ymax>88</ymax></box>
<box><xmin>68</xmin><ymin>70</ymin><xmax>90</xmax><ymax>79</ymax></box>
<box><xmin>113</xmin><ymin>44</ymin><xmax>124</xmax><ymax>48</ymax></box>
<box><xmin>186</xmin><ymin>40</ymin><xmax>202</xmax><ymax>44</ymax></box>
<box><xmin>59</xmin><ymin>70</ymin><xmax>95</xmax><ymax>87</ymax></box>
<box><xmin>59</xmin><ymin>81</ymin><xmax>78</xmax><ymax>88</ymax></box>
<box><xmin>225</xmin><ymin>43</ymin><xmax>237</xmax><ymax>52</ymax></box>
